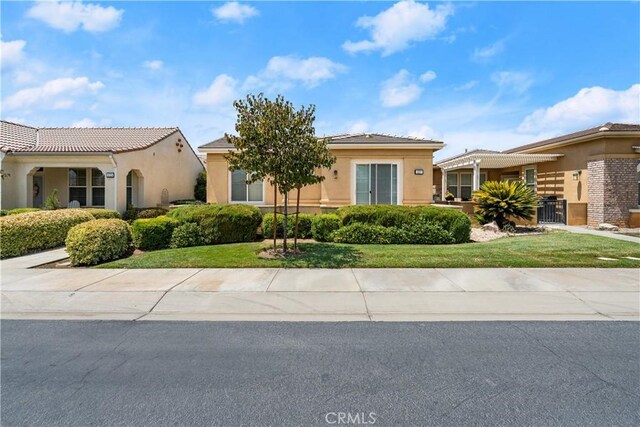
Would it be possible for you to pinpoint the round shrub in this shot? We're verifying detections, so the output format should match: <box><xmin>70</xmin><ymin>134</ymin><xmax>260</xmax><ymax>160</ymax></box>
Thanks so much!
<box><xmin>311</xmin><ymin>214</ymin><xmax>341</xmax><ymax>242</ymax></box>
<box><xmin>6</xmin><ymin>207</ymin><xmax>41</xmax><ymax>215</ymax></box>
<box><xmin>131</xmin><ymin>216</ymin><xmax>179</xmax><ymax>250</ymax></box>
<box><xmin>123</xmin><ymin>207</ymin><xmax>168</xmax><ymax>222</ymax></box>
<box><xmin>262</xmin><ymin>213</ymin><xmax>314</xmax><ymax>239</ymax></box>
<box><xmin>83</xmin><ymin>208</ymin><xmax>121</xmax><ymax>219</ymax></box>
<box><xmin>0</xmin><ymin>209</ymin><xmax>95</xmax><ymax>258</ymax></box>
<box><xmin>0</xmin><ymin>210</ymin><xmax>7</xmax><ymax>217</ymax></box>
<box><xmin>401</xmin><ymin>221</ymin><xmax>455</xmax><ymax>244</ymax></box>
<box><xmin>170</xmin><ymin>223</ymin><xmax>203</xmax><ymax>248</ymax></box>
<box><xmin>66</xmin><ymin>219</ymin><xmax>132</xmax><ymax>266</ymax></box>
<box><xmin>449</xmin><ymin>215</ymin><xmax>471</xmax><ymax>243</ymax></box>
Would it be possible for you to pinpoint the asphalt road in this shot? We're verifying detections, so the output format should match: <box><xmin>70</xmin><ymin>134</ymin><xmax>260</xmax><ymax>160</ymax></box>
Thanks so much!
<box><xmin>2</xmin><ymin>321</ymin><xmax>639</xmax><ymax>427</ymax></box>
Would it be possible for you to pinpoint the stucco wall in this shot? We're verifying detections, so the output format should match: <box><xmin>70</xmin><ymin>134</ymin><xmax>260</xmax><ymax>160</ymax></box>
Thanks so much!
<box><xmin>205</xmin><ymin>147</ymin><xmax>436</xmax><ymax>208</ymax></box>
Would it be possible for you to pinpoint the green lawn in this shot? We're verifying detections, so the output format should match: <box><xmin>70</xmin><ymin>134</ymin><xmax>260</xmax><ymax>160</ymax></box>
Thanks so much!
<box><xmin>99</xmin><ymin>232</ymin><xmax>640</xmax><ymax>268</ymax></box>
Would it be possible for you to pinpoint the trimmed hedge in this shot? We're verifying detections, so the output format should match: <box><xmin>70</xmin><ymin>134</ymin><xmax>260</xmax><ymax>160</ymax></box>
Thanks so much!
<box><xmin>5</xmin><ymin>207</ymin><xmax>41</xmax><ymax>216</ymax></box>
<box><xmin>262</xmin><ymin>213</ymin><xmax>314</xmax><ymax>239</ymax></box>
<box><xmin>332</xmin><ymin>221</ymin><xmax>455</xmax><ymax>245</ymax></box>
<box><xmin>83</xmin><ymin>208</ymin><xmax>121</xmax><ymax>219</ymax></box>
<box><xmin>170</xmin><ymin>223</ymin><xmax>203</xmax><ymax>248</ymax></box>
<box><xmin>66</xmin><ymin>219</ymin><xmax>132</xmax><ymax>266</ymax></box>
<box><xmin>0</xmin><ymin>209</ymin><xmax>95</xmax><ymax>258</ymax></box>
<box><xmin>168</xmin><ymin>204</ymin><xmax>262</xmax><ymax>245</ymax></box>
<box><xmin>311</xmin><ymin>214</ymin><xmax>341</xmax><ymax>242</ymax></box>
<box><xmin>336</xmin><ymin>205</ymin><xmax>470</xmax><ymax>243</ymax></box>
<box><xmin>0</xmin><ymin>210</ymin><xmax>7</xmax><ymax>217</ymax></box>
<box><xmin>123</xmin><ymin>207</ymin><xmax>168</xmax><ymax>222</ymax></box>
<box><xmin>131</xmin><ymin>216</ymin><xmax>179</xmax><ymax>250</ymax></box>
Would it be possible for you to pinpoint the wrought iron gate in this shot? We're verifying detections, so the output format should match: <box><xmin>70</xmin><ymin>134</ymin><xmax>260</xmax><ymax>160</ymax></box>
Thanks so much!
<box><xmin>537</xmin><ymin>198</ymin><xmax>567</xmax><ymax>224</ymax></box>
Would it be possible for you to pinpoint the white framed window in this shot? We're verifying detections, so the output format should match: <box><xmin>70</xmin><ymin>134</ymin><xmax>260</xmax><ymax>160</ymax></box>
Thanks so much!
<box><xmin>91</xmin><ymin>168</ymin><xmax>105</xmax><ymax>206</ymax></box>
<box><xmin>230</xmin><ymin>169</ymin><xmax>264</xmax><ymax>203</ymax></box>
<box><xmin>68</xmin><ymin>168</ymin><xmax>87</xmax><ymax>206</ymax></box>
<box><xmin>352</xmin><ymin>160</ymin><xmax>402</xmax><ymax>205</ymax></box>
<box><xmin>460</xmin><ymin>172</ymin><xmax>472</xmax><ymax>200</ymax></box>
<box><xmin>524</xmin><ymin>168</ymin><xmax>536</xmax><ymax>191</ymax></box>
<box><xmin>480</xmin><ymin>172</ymin><xmax>487</xmax><ymax>186</ymax></box>
<box><xmin>446</xmin><ymin>173</ymin><xmax>458</xmax><ymax>198</ymax></box>
<box><xmin>445</xmin><ymin>171</ymin><xmax>487</xmax><ymax>199</ymax></box>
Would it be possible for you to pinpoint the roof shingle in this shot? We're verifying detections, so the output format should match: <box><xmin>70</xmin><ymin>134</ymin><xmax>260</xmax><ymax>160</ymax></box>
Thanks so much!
<box><xmin>1</xmin><ymin>120</ymin><xmax>179</xmax><ymax>153</ymax></box>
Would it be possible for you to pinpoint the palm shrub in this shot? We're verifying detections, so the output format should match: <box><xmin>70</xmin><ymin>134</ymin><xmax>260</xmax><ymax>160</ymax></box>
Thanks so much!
<box><xmin>473</xmin><ymin>180</ymin><xmax>538</xmax><ymax>229</ymax></box>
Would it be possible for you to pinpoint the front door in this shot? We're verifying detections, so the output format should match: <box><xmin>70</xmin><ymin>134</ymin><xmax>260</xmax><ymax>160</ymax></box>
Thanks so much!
<box><xmin>32</xmin><ymin>175</ymin><xmax>44</xmax><ymax>208</ymax></box>
<box><xmin>355</xmin><ymin>163</ymin><xmax>398</xmax><ymax>205</ymax></box>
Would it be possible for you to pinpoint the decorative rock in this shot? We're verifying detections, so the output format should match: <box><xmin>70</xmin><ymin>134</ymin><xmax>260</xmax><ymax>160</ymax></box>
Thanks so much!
<box><xmin>482</xmin><ymin>222</ymin><xmax>500</xmax><ymax>233</ymax></box>
<box><xmin>598</xmin><ymin>223</ymin><xmax>619</xmax><ymax>231</ymax></box>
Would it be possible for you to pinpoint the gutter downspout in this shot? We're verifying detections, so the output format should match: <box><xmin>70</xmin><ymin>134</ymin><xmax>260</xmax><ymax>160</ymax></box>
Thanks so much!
<box><xmin>109</xmin><ymin>154</ymin><xmax>118</xmax><ymax>212</ymax></box>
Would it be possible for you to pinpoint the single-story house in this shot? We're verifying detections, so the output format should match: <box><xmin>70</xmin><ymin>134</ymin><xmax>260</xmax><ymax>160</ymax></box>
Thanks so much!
<box><xmin>434</xmin><ymin>123</ymin><xmax>640</xmax><ymax>227</ymax></box>
<box><xmin>198</xmin><ymin>133</ymin><xmax>444</xmax><ymax>212</ymax></box>
<box><xmin>0</xmin><ymin>120</ymin><xmax>204</xmax><ymax>212</ymax></box>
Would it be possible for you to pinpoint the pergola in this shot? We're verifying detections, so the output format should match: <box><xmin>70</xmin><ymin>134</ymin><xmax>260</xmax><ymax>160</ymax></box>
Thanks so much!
<box><xmin>437</xmin><ymin>151</ymin><xmax>564</xmax><ymax>192</ymax></box>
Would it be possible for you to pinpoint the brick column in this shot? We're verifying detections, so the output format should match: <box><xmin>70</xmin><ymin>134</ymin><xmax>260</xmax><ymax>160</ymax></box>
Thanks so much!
<box><xmin>588</xmin><ymin>158</ymin><xmax>639</xmax><ymax>227</ymax></box>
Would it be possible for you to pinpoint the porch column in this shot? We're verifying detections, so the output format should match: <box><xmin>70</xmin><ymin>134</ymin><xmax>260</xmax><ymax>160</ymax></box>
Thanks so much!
<box><xmin>472</xmin><ymin>160</ymin><xmax>481</xmax><ymax>191</ymax></box>
<box><xmin>441</xmin><ymin>169</ymin><xmax>447</xmax><ymax>197</ymax></box>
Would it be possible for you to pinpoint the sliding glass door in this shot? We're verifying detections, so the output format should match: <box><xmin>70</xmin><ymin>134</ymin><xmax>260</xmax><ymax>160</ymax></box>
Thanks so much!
<box><xmin>355</xmin><ymin>163</ymin><xmax>398</xmax><ymax>205</ymax></box>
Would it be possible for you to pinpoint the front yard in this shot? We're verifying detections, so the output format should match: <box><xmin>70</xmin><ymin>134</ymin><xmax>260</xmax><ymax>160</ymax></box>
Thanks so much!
<box><xmin>100</xmin><ymin>232</ymin><xmax>640</xmax><ymax>268</ymax></box>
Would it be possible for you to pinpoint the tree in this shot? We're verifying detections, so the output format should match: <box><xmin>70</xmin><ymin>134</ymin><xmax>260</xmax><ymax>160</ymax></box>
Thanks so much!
<box><xmin>473</xmin><ymin>180</ymin><xmax>539</xmax><ymax>229</ymax></box>
<box><xmin>225</xmin><ymin>93</ymin><xmax>335</xmax><ymax>254</ymax></box>
<box><xmin>194</xmin><ymin>171</ymin><xmax>207</xmax><ymax>202</ymax></box>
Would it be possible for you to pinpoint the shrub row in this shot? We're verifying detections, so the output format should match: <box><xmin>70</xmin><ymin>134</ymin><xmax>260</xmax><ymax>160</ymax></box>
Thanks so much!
<box><xmin>82</xmin><ymin>208</ymin><xmax>121</xmax><ymax>219</ymax></box>
<box><xmin>131</xmin><ymin>216</ymin><xmax>179</xmax><ymax>250</ymax></box>
<box><xmin>335</xmin><ymin>205</ymin><xmax>470</xmax><ymax>244</ymax></box>
<box><xmin>123</xmin><ymin>207</ymin><xmax>168</xmax><ymax>222</ymax></box>
<box><xmin>311</xmin><ymin>214</ymin><xmax>341</xmax><ymax>242</ymax></box>
<box><xmin>261</xmin><ymin>213</ymin><xmax>314</xmax><ymax>239</ymax></box>
<box><xmin>332</xmin><ymin>221</ymin><xmax>455</xmax><ymax>245</ymax></box>
<box><xmin>1</xmin><ymin>207</ymin><xmax>41</xmax><ymax>216</ymax></box>
<box><xmin>66</xmin><ymin>219</ymin><xmax>132</xmax><ymax>266</ymax></box>
<box><xmin>0</xmin><ymin>209</ymin><xmax>95</xmax><ymax>258</ymax></box>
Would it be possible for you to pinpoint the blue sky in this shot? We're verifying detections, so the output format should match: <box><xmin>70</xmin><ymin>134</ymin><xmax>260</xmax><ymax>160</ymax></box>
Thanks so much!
<box><xmin>1</xmin><ymin>1</ymin><xmax>639</xmax><ymax>159</ymax></box>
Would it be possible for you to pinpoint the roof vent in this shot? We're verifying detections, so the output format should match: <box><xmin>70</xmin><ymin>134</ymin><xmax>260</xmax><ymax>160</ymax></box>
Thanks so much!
<box><xmin>599</xmin><ymin>126</ymin><xmax>609</xmax><ymax>131</ymax></box>
<box><xmin>365</xmin><ymin>133</ymin><xmax>372</xmax><ymax>138</ymax></box>
<box><xmin>464</xmin><ymin>148</ymin><xmax>468</xmax><ymax>153</ymax></box>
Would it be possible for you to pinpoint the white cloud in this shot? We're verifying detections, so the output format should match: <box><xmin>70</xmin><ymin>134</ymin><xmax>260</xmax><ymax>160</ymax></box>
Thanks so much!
<box><xmin>1</xmin><ymin>39</ymin><xmax>26</xmax><ymax>68</ymax></box>
<box><xmin>212</xmin><ymin>2</ymin><xmax>259</xmax><ymax>24</ymax></box>
<box><xmin>244</xmin><ymin>56</ymin><xmax>347</xmax><ymax>90</ymax></box>
<box><xmin>379</xmin><ymin>69</ymin><xmax>423</xmax><ymax>108</ymax></box>
<box><xmin>71</xmin><ymin>118</ymin><xmax>97</xmax><ymax>127</ymax></box>
<box><xmin>142</xmin><ymin>60</ymin><xmax>163</xmax><ymax>70</ymax></box>
<box><xmin>193</xmin><ymin>74</ymin><xmax>238</xmax><ymax>107</ymax></box>
<box><xmin>343</xmin><ymin>0</ymin><xmax>453</xmax><ymax>56</ymax></box>
<box><xmin>27</xmin><ymin>1</ymin><xmax>123</xmax><ymax>33</ymax></box>
<box><xmin>419</xmin><ymin>70</ymin><xmax>437</xmax><ymax>83</ymax></box>
<box><xmin>3</xmin><ymin>77</ymin><xmax>104</xmax><ymax>110</ymax></box>
<box><xmin>472</xmin><ymin>39</ymin><xmax>505</xmax><ymax>62</ymax></box>
<box><xmin>454</xmin><ymin>80</ymin><xmax>478</xmax><ymax>91</ymax></box>
<box><xmin>347</xmin><ymin>120</ymin><xmax>369</xmax><ymax>134</ymax></box>
<box><xmin>519</xmin><ymin>84</ymin><xmax>640</xmax><ymax>133</ymax></box>
<box><xmin>491</xmin><ymin>71</ymin><xmax>534</xmax><ymax>94</ymax></box>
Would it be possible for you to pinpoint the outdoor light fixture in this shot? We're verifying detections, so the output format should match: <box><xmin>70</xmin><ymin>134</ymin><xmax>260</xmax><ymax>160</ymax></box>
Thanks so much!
<box><xmin>572</xmin><ymin>170</ymin><xmax>582</xmax><ymax>180</ymax></box>
<box><xmin>333</xmin><ymin>170</ymin><xmax>338</xmax><ymax>179</ymax></box>
<box><xmin>414</xmin><ymin>168</ymin><xmax>424</xmax><ymax>175</ymax></box>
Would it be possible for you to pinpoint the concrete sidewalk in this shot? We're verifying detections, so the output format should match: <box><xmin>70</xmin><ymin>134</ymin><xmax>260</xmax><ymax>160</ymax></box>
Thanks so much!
<box><xmin>1</xmin><ymin>265</ymin><xmax>638</xmax><ymax>321</ymax></box>
<box><xmin>548</xmin><ymin>224</ymin><xmax>640</xmax><ymax>243</ymax></box>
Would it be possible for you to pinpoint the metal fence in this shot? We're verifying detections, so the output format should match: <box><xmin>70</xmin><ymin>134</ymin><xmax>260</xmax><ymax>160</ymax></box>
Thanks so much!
<box><xmin>537</xmin><ymin>198</ymin><xmax>567</xmax><ymax>224</ymax></box>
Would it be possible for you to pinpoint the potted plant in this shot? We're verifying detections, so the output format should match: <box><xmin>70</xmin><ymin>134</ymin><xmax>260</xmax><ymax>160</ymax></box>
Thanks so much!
<box><xmin>444</xmin><ymin>191</ymin><xmax>455</xmax><ymax>203</ymax></box>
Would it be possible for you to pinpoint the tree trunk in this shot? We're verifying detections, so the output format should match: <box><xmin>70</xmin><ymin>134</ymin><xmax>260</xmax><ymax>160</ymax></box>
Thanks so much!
<box><xmin>283</xmin><ymin>192</ymin><xmax>289</xmax><ymax>253</ymax></box>
<box><xmin>294</xmin><ymin>186</ymin><xmax>301</xmax><ymax>253</ymax></box>
<box><xmin>272</xmin><ymin>184</ymin><xmax>278</xmax><ymax>251</ymax></box>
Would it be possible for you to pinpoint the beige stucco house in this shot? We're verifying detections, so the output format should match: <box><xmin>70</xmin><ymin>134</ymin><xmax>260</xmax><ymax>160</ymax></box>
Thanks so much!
<box><xmin>0</xmin><ymin>121</ymin><xmax>204</xmax><ymax>212</ymax></box>
<box><xmin>434</xmin><ymin>123</ymin><xmax>640</xmax><ymax>227</ymax></box>
<box><xmin>199</xmin><ymin>133</ymin><xmax>443</xmax><ymax>212</ymax></box>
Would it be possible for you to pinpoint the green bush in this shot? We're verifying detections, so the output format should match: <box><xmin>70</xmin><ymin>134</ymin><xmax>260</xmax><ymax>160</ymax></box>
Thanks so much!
<box><xmin>66</xmin><ymin>219</ymin><xmax>132</xmax><ymax>266</ymax></box>
<box><xmin>0</xmin><ymin>210</ymin><xmax>6</xmax><ymax>217</ymax></box>
<box><xmin>311</xmin><ymin>214</ymin><xmax>341</xmax><ymax>242</ymax></box>
<box><xmin>401</xmin><ymin>221</ymin><xmax>455</xmax><ymax>244</ymax></box>
<box><xmin>194</xmin><ymin>170</ymin><xmax>207</xmax><ymax>202</ymax></box>
<box><xmin>170</xmin><ymin>223</ymin><xmax>203</xmax><ymax>248</ymax></box>
<box><xmin>83</xmin><ymin>208</ymin><xmax>121</xmax><ymax>219</ymax></box>
<box><xmin>0</xmin><ymin>209</ymin><xmax>95</xmax><ymax>258</ymax></box>
<box><xmin>123</xmin><ymin>207</ymin><xmax>167</xmax><ymax>222</ymax></box>
<box><xmin>333</xmin><ymin>223</ymin><xmax>396</xmax><ymax>244</ymax></box>
<box><xmin>336</xmin><ymin>205</ymin><xmax>470</xmax><ymax>243</ymax></box>
<box><xmin>131</xmin><ymin>216</ymin><xmax>179</xmax><ymax>250</ymax></box>
<box><xmin>262</xmin><ymin>213</ymin><xmax>314</xmax><ymax>239</ymax></box>
<box><xmin>5</xmin><ymin>207</ymin><xmax>41</xmax><ymax>215</ymax></box>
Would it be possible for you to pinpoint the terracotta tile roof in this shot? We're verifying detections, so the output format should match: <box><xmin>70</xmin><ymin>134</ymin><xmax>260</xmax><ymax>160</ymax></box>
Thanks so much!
<box><xmin>1</xmin><ymin>120</ymin><xmax>179</xmax><ymax>153</ymax></box>
<box><xmin>504</xmin><ymin>122</ymin><xmax>640</xmax><ymax>153</ymax></box>
<box><xmin>199</xmin><ymin>133</ymin><xmax>442</xmax><ymax>150</ymax></box>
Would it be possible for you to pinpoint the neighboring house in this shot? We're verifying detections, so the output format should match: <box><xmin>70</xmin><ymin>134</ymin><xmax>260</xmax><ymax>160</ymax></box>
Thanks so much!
<box><xmin>199</xmin><ymin>133</ymin><xmax>444</xmax><ymax>212</ymax></box>
<box><xmin>434</xmin><ymin>123</ymin><xmax>640</xmax><ymax>227</ymax></box>
<box><xmin>0</xmin><ymin>121</ymin><xmax>204</xmax><ymax>212</ymax></box>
